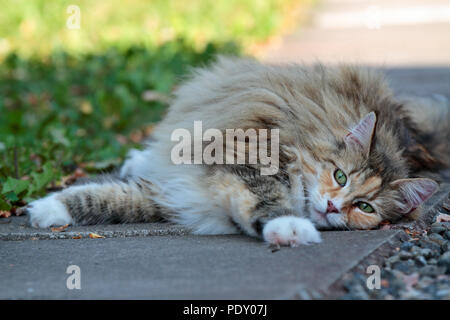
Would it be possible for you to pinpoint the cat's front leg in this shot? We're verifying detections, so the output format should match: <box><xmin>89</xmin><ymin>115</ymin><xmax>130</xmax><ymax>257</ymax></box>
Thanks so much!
<box><xmin>217</xmin><ymin>166</ymin><xmax>321</xmax><ymax>247</ymax></box>
<box><xmin>252</xmin><ymin>208</ymin><xmax>321</xmax><ymax>247</ymax></box>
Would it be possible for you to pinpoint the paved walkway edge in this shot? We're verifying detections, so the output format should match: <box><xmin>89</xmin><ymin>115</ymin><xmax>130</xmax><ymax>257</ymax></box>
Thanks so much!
<box><xmin>0</xmin><ymin>221</ymin><xmax>191</xmax><ymax>241</ymax></box>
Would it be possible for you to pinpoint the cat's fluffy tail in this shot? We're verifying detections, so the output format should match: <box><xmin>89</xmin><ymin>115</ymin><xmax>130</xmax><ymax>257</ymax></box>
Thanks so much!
<box><xmin>399</xmin><ymin>94</ymin><xmax>449</xmax><ymax>178</ymax></box>
<box><xmin>400</xmin><ymin>94</ymin><xmax>449</xmax><ymax>135</ymax></box>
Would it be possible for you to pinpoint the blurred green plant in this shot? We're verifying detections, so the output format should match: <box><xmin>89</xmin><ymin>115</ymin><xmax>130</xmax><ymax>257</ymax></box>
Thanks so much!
<box><xmin>0</xmin><ymin>0</ymin><xmax>310</xmax><ymax>210</ymax></box>
<box><xmin>0</xmin><ymin>0</ymin><xmax>303</xmax><ymax>58</ymax></box>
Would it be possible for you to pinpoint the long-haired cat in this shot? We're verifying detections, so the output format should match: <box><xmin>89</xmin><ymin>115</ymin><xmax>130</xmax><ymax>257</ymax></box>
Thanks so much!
<box><xmin>27</xmin><ymin>57</ymin><xmax>449</xmax><ymax>246</ymax></box>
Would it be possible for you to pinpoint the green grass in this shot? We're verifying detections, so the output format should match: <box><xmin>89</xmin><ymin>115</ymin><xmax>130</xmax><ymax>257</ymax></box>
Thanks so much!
<box><xmin>0</xmin><ymin>0</ymin><xmax>307</xmax><ymax>211</ymax></box>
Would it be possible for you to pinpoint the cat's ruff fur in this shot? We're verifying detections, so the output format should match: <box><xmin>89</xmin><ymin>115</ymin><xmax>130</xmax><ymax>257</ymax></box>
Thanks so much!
<box><xmin>27</xmin><ymin>57</ymin><xmax>448</xmax><ymax>246</ymax></box>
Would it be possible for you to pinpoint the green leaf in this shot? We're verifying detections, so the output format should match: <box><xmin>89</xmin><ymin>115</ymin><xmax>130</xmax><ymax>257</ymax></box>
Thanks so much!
<box><xmin>1</xmin><ymin>177</ymin><xmax>30</xmax><ymax>195</ymax></box>
<box><xmin>4</xmin><ymin>191</ymin><xmax>19</xmax><ymax>202</ymax></box>
<box><xmin>0</xmin><ymin>197</ymin><xmax>12</xmax><ymax>211</ymax></box>
<box><xmin>30</xmin><ymin>162</ymin><xmax>54</xmax><ymax>192</ymax></box>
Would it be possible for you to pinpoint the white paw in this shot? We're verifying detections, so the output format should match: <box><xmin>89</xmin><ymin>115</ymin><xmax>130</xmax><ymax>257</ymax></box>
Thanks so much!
<box><xmin>263</xmin><ymin>216</ymin><xmax>321</xmax><ymax>247</ymax></box>
<box><xmin>27</xmin><ymin>194</ymin><xmax>73</xmax><ymax>228</ymax></box>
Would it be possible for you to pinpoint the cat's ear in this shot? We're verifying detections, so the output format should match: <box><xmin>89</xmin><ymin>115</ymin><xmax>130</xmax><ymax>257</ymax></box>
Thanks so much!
<box><xmin>390</xmin><ymin>178</ymin><xmax>438</xmax><ymax>214</ymax></box>
<box><xmin>344</xmin><ymin>112</ymin><xmax>376</xmax><ymax>156</ymax></box>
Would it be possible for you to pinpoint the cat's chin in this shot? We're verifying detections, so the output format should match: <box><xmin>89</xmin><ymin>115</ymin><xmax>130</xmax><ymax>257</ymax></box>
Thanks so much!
<box><xmin>310</xmin><ymin>209</ymin><xmax>333</xmax><ymax>229</ymax></box>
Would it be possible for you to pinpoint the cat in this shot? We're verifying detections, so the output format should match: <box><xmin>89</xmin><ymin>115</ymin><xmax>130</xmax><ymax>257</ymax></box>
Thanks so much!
<box><xmin>26</xmin><ymin>57</ymin><xmax>449</xmax><ymax>247</ymax></box>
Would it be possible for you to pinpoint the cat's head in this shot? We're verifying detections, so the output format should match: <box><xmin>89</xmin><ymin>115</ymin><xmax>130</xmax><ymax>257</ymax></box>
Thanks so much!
<box><xmin>303</xmin><ymin>112</ymin><xmax>438</xmax><ymax>230</ymax></box>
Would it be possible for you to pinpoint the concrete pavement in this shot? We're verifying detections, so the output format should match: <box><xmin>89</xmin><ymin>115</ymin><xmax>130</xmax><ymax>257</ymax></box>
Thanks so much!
<box><xmin>1</xmin><ymin>230</ymin><xmax>400</xmax><ymax>299</ymax></box>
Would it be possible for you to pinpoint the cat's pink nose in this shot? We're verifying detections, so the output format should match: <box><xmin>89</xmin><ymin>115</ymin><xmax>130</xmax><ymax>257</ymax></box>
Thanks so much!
<box><xmin>326</xmin><ymin>200</ymin><xmax>339</xmax><ymax>214</ymax></box>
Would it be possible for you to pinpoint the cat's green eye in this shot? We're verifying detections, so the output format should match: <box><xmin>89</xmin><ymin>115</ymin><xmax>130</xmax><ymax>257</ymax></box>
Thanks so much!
<box><xmin>357</xmin><ymin>202</ymin><xmax>375</xmax><ymax>213</ymax></box>
<box><xmin>334</xmin><ymin>169</ymin><xmax>347</xmax><ymax>187</ymax></box>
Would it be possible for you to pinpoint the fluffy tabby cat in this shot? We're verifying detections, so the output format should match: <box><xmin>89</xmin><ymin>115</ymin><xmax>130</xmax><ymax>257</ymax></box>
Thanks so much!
<box><xmin>27</xmin><ymin>57</ymin><xmax>449</xmax><ymax>246</ymax></box>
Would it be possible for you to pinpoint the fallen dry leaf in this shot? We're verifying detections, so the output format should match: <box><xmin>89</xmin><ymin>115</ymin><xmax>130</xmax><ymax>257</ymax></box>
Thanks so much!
<box><xmin>144</xmin><ymin>124</ymin><xmax>155</xmax><ymax>136</ymax></box>
<box><xmin>14</xmin><ymin>207</ymin><xmax>27</xmax><ymax>216</ymax></box>
<box><xmin>141</xmin><ymin>90</ymin><xmax>171</xmax><ymax>104</ymax></box>
<box><xmin>116</xmin><ymin>134</ymin><xmax>128</xmax><ymax>145</ymax></box>
<box><xmin>80</xmin><ymin>100</ymin><xmax>93</xmax><ymax>114</ymax></box>
<box><xmin>403</xmin><ymin>228</ymin><xmax>421</xmax><ymax>238</ymax></box>
<box><xmin>0</xmin><ymin>210</ymin><xmax>11</xmax><ymax>218</ymax></box>
<box><xmin>51</xmin><ymin>224</ymin><xmax>69</xmax><ymax>232</ymax></box>
<box><xmin>89</xmin><ymin>233</ymin><xmax>104</xmax><ymax>239</ymax></box>
<box><xmin>61</xmin><ymin>168</ymin><xmax>87</xmax><ymax>187</ymax></box>
<box><xmin>72</xmin><ymin>234</ymin><xmax>82</xmax><ymax>239</ymax></box>
<box><xmin>436</xmin><ymin>212</ymin><xmax>450</xmax><ymax>223</ymax></box>
<box><xmin>129</xmin><ymin>130</ymin><xmax>144</xmax><ymax>143</ymax></box>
